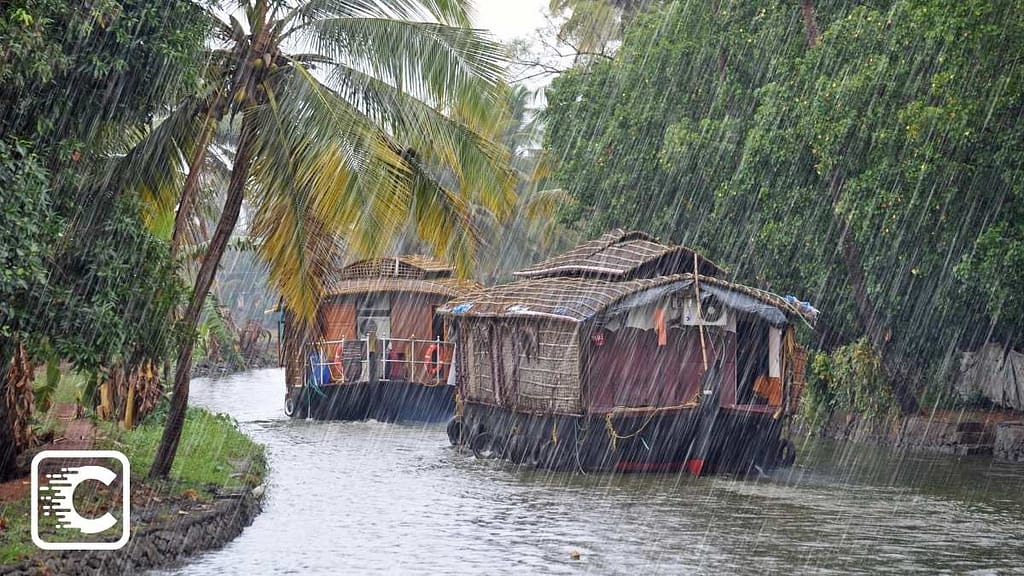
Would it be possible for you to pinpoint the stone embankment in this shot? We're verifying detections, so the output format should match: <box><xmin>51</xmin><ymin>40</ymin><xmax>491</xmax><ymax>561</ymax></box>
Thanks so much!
<box><xmin>1</xmin><ymin>485</ymin><xmax>264</xmax><ymax>576</ymax></box>
<box><xmin>812</xmin><ymin>410</ymin><xmax>1024</xmax><ymax>462</ymax></box>
<box><xmin>994</xmin><ymin>421</ymin><xmax>1024</xmax><ymax>463</ymax></box>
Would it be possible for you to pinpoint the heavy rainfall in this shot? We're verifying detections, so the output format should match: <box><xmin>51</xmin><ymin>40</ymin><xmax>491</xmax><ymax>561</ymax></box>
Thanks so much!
<box><xmin>0</xmin><ymin>0</ymin><xmax>1022</xmax><ymax>574</ymax></box>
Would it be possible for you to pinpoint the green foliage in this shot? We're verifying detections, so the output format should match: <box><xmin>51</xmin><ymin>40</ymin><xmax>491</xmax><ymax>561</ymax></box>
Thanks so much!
<box><xmin>102</xmin><ymin>407</ymin><xmax>266</xmax><ymax>489</ymax></box>
<box><xmin>0</xmin><ymin>0</ymin><xmax>209</xmax><ymax>154</ymax></box>
<box><xmin>0</xmin><ymin>140</ymin><xmax>57</xmax><ymax>340</ymax></box>
<box><xmin>39</xmin><ymin>195</ymin><xmax>184</xmax><ymax>373</ymax></box>
<box><xmin>544</xmin><ymin>0</ymin><xmax>1024</xmax><ymax>408</ymax></box>
<box><xmin>805</xmin><ymin>338</ymin><xmax>900</xmax><ymax>423</ymax></box>
<box><xmin>955</xmin><ymin>213</ymin><xmax>1024</xmax><ymax>337</ymax></box>
<box><xmin>0</xmin><ymin>0</ymin><xmax>206</xmax><ymax>368</ymax></box>
<box><xmin>195</xmin><ymin>292</ymin><xmax>245</xmax><ymax>368</ymax></box>
<box><xmin>544</xmin><ymin>1</ymin><xmax>823</xmax><ymax>244</ymax></box>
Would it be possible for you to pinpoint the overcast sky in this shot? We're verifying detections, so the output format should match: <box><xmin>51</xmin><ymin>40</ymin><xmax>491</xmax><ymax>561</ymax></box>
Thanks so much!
<box><xmin>472</xmin><ymin>0</ymin><xmax>551</xmax><ymax>41</ymax></box>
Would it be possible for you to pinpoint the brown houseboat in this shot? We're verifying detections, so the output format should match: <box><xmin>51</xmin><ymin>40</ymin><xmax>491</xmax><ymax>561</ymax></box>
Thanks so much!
<box><xmin>282</xmin><ymin>256</ymin><xmax>478</xmax><ymax>422</ymax></box>
<box><xmin>439</xmin><ymin>230</ymin><xmax>814</xmax><ymax>475</ymax></box>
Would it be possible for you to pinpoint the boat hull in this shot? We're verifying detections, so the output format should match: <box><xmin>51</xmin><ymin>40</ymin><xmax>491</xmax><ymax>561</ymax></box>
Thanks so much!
<box><xmin>454</xmin><ymin>402</ymin><xmax>793</xmax><ymax>475</ymax></box>
<box><xmin>289</xmin><ymin>381</ymin><xmax>455</xmax><ymax>423</ymax></box>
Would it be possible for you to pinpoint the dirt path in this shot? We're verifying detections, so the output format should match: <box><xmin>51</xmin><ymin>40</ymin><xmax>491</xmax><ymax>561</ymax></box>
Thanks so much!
<box><xmin>0</xmin><ymin>403</ymin><xmax>97</xmax><ymax>504</ymax></box>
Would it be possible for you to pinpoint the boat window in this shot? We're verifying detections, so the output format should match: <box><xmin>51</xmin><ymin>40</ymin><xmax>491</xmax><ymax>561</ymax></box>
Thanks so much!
<box><xmin>358</xmin><ymin>294</ymin><xmax>391</xmax><ymax>339</ymax></box>
<box><xmin>430</xmin><ymin>305</ymin><xmax>447</xmax><ymax>341</ymax></box>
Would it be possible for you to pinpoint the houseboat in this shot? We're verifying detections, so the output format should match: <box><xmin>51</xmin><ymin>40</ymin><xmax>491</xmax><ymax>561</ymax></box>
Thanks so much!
<box><xmin>439</xmin><ymin>230</ymin><xmax>814</xmax><ymax>475</ymax></box>
<box><xmin>282</xmin><ymin>256</ymin><xmax>479</xmax><ymax>423</ymax></box>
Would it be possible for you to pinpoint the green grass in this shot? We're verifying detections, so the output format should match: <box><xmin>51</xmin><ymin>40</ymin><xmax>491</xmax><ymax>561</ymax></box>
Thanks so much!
<box><xmin>0</xmin><ymin>507</ymin><xmax>34</xmax><ymax>564</ymax></box>
<box><xmin>101</xmin><ymin>407</ymin><xmax>266</xmax><ymax>492</ymax></box>
<box><xmin>1</xmin><ymin>404</ymin><xmax>265</xmax><ymax>565</ymax></box>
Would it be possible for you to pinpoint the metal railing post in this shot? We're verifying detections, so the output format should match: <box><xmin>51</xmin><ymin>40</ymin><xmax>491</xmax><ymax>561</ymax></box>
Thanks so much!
<box><xmin>435</xmin><ymin>336</ymin><xmax>441</xmax><ymax>385</ymax></box>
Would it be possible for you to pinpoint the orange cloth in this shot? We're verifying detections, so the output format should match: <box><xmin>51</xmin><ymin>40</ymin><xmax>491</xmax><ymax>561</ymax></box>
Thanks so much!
<box><xmin>753</xmin><ymin>375</ymin><xmax>783</xmax><ymax>406</ymax></box>
<box><xmin>653</xmin><ymin>308</ymin><xmax>667</xmax><ymax>346</ymax></box>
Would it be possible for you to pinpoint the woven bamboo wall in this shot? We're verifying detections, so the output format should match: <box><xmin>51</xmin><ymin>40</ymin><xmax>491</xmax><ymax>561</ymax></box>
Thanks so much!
<box><xmin>460</xmin><ymin>319</ymin><xmax>582</xmax><ymax>415</ymax></box>
<box><xmin>463</xmin><ymin>321</ymin><xmax>498</xmax><ymax>403</ymax></box>
<box><xmin>511</xmin><ymin>323</ymin><xmax>581</xmax><ymax>414</ymax></box>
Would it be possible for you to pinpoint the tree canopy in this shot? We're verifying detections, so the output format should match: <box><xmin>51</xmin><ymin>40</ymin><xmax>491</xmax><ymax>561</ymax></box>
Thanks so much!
<box><xmin>544</xmin><ymin>0</ymin><xmax>1024</xmax><ymax>409</ymax></box>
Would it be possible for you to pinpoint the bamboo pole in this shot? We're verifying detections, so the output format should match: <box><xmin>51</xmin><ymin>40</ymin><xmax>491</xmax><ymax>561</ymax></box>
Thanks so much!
<box><xmin>693</xmin><ymin>253</ymin><xmax>708</xmax><ymax>371</ymax></box>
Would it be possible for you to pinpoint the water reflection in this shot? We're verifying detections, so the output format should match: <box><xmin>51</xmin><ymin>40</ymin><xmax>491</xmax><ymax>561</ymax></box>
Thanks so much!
<box><xmin>156</xmin><ymin>369</ymin><xmax>1024</xmax><ymax>575</ymax></box>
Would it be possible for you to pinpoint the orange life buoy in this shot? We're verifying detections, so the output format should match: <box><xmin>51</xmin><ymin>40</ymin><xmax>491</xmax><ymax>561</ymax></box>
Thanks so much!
<box><xmin>424</xmin><ymin>344</ymin><xmax>447</xmax><ymax>378</ymax></box>
<box><xmin>328</xmin><ymin>344</ymin><xmax>345</xmax><ymax>382</ymax></box>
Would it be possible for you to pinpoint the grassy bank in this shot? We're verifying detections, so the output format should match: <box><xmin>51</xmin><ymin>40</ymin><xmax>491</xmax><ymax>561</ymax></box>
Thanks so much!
<box><xmin>0</xmin><ymin>376</ymin><xmax>266</xmax><ymax>564</ymax></box>
<box><xmin>102</xmin><ymin>407</ymin><xmax>266</xmax><ymax>491</ymax></box>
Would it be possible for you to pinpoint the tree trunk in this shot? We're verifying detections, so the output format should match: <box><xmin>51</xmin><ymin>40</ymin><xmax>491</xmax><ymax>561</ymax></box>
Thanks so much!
<box><xmin>149</xmin><ymin>113</ymin><xmax>256</xmax><ymax>479</ymax></box>
<box><xmin>170</xmin><ymin>122</ymin><xmax>215</xmax><ymax>256</ymax></box>
<box><xmin>839</xmin><ymin>221</ymin><xmax>920</xmax><ymax>415</ymax></box>
<box><xmin>0</xmin><ymin>338</ymin><xmax>15</xmax><ymax>480</ymax></box>
<box><xmin>801</xmin><ymin>0</ymin><xmax>819</xmax><ymax>48</ymax></box>
<box><xmin>829</xmin><ymin>170</ymin><xmax>918</xmax><ymax>415</ymax></box>
<box><xmin>171</xmin><ymin>92</ymin><xmax>225</xmax><ymax>257</ymax></box>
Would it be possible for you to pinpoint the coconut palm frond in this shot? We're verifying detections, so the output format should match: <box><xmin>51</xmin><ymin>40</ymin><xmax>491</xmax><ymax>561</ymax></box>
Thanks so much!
<box><xmin>328</xmin><ymin>64</ymin><xmax>516</xmax><ymax>218</ymax></box>
<box><xmin>246</xmin><ymin>66</ymin><xmax>407</xmax><ymax>320</ymax></box>
<box><xmin>295</xmin><ymin>16</ymin><xmax>506</xmax><ymax>111</ymax></box>
<box><xmin>285</xmin><ymin>0</ymin><xmax>473</xmax><ymax>31</ymax></box>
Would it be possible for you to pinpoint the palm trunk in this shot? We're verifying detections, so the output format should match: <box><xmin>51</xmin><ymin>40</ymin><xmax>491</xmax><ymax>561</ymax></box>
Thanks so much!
<box><xmin>170</xmin><ymin>122</ymin><xmax>215</xmax><ymax>256</ymax></box>
<box><xmin>171</xmin><ymin>92</ymin><xmax>225</xmax><ymax>256</ymax></box>
<box><xmin>149</xmin><ymin>113</ymin><xmax>256</xmax><ymax>478</ymax></box>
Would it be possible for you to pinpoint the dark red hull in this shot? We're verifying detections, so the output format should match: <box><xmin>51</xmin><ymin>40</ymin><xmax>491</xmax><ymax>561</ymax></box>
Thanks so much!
<box><xmin>451</xmin><ymin>402</ymin><xmax>794</xmax><ymax>475</ymax></box>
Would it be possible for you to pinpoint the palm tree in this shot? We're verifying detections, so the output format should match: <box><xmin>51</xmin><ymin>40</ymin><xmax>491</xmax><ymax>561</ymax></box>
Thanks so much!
<box><xmin>118</xmin><ymin>0</ymin><xmax>516</xmax><ymax>478</ymax></box>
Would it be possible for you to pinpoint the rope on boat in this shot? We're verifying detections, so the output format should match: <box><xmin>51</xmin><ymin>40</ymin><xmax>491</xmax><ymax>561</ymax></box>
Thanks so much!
<box><xmin>602</xmin><ymin>392</ymin><xmax>703</xmax><ymax>451</ymax></box>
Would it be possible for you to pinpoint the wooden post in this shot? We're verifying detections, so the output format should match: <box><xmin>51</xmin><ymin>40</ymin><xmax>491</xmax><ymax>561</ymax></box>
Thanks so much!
<box><xmin>693</xmin><ymin>253</ymin><xmax>708</xmax><ymax>371</ymax></box>
<box><xmin>403</xmin><ymin>336</ymin><xmax>411</xmax><ymax>381</ymax></box>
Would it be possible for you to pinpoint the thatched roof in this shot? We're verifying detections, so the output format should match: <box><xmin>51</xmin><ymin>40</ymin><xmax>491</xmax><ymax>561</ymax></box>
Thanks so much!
<box><xmin>324</xmin><ymin>255</ymin><xmax>476</xmax><ymax>298</ymax></box>
<box><xmin>513</xmin><ymin>229</ymin><xmax>725</xmax><ymax>280</ymax></box>
<box><xmin>438</xmin><ymin>273</ymin><xmax>813</xmax><ymax>325</ymax></box>
<box><xmin>340</xmin><ymin>255</ymin><xmax>454</xmax><ymax>281</ymax></box>
<box><xmin>326</xmin><ymin>277</ymin><xmax>480</xmax><ymax>299</ymax></box>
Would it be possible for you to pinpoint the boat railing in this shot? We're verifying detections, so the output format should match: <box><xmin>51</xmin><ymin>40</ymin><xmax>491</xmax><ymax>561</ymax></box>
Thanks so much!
<box><xmin>305</xmin><ymin>336</ymin><xmax>454</xmax><ymax>386</ymax></box>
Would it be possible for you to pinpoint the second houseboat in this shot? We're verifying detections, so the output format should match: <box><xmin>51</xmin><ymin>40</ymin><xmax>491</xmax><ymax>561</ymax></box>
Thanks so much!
<box><xmin>282</xmin><ymin>256</ymin><xmax>478</xmax><ymax>423</ymax></box>
<box><xmin>440</xmin><ymin>230</ymin><xmax>814</xmax><ymax>475</ymax></box>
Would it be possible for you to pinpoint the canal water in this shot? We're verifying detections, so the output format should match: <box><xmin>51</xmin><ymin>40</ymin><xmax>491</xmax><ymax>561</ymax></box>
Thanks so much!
<box><xmin>161</xmin><ymin>369</ymin><xmax>1024</xmax><ymax>574</ymax></box>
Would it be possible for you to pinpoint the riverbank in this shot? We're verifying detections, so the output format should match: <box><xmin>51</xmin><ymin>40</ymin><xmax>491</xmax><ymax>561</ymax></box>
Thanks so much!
<box><xmin>804</xmin><ymin>408</ymin><xmax>1024</xmax><ymax>462</ymax></box>
<box><xmin>191</xmin><ymin>348</ymin><xmax>278</xmax><ymax>380</ymax></box>
<box><xmin>0</xmin><ymin>402</ymin><xmax>266</xmax><ymax>575</ymax></box>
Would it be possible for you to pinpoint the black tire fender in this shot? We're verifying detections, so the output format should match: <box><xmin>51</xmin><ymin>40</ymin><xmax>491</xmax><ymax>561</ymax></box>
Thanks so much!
<box><xmin>778</xmin><ymin>438</ymin><xmax>797</xmax><ymax>467</ymax></box>
<box><xmin>506</xmin><ymin>435</ymin><xmax>533</xmax><ymax>464</ymax></box>
<box><xmin>446</xmin><ymin>418</ymin><xmax>465</xmax><ymax>446</ymax></box>
<box><xmin>470</xmin><ymin>432</ymin><xmax>503</xmax><ymax>459</ymax></box>
<box><xmin>284</xmin><ymin>391</ymin><xmax>308</xmax><ymax>419</ymax></box>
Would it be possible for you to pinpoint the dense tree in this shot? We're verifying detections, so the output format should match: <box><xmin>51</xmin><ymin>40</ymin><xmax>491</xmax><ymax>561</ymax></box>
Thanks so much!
<box><xmin>544</xmin><ymin>0</ymin><xmax>1024</xmax><ymax>414</ymax></box>
<box><xmin>0</xmin><ymin>0</ymin><xmax>207</xmax><ymax>478</ymax></box>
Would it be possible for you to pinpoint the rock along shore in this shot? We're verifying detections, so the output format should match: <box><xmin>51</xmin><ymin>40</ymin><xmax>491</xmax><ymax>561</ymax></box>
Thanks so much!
<box><xmin>0</xmin><ymin>485</ymin><xmax>264</xmax><ymax>576</ymax></box>
<box><xmin>806</xmin><ymin>410</ymin><xmax>1024</xmax><ymax>463</ymax></box>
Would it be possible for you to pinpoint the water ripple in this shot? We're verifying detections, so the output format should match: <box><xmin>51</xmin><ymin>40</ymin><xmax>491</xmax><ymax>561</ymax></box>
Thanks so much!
<box><xmin>153</xmin><ymin>369</ymin><xmax>1024</xmax><ymax>575</ymax></box>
